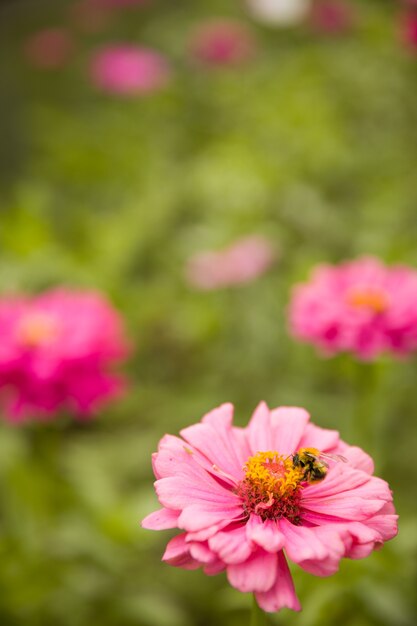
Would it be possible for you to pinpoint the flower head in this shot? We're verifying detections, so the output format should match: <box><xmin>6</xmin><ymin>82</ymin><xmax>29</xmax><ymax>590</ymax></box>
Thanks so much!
<box><xmin>24</xmin><ymin>28</ymin><xmax>74</xmax><ymax>69</ymax></box>
<box><xmin>189</xmin><ymin>19</ymin><xmax>255</xmax><ymax>67</ymax></box>
<box><xmin>0</xmin><ymin>289</ymin><xmax>129</xmax><ymax>421</ymax></box>
<box><xmin>142</xmin><ymin>403</ymin><xmax>397</xmax><ymax>612</ymax></box>
<box><xmin>246</xmin><ymin>0</ymin><xmax>311</xmax><ymax>27</ymax></box>
<box><xmin>89</xmin><ymin>45</ymin><xmax>171</xmax><ymax>95</ymax></box>
<box><xmin>288</xmin><ymin>257</ymin><xmax>417</xmax><ymax>360</ymax></box>
<box><xmin>399</xmin><ymin>11</ymin><xmax>417</xmax><ymax>51</ymax></box>
<box><xmin>309</xmin><ymin>0</ymin><xmax>354</xmax><ymax>35</ymax></box>
<box><xmin>185</xmin><ymin>235</ymin><xmax>276</xmax><ymax>290</ymax></box>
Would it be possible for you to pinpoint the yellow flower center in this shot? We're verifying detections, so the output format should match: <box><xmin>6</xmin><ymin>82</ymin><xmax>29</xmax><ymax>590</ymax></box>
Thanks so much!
<box><xmin>244</xmin><ymin>451</ymin><xmax>304</xmax><ymax>498</ymax></box>
<box><xmin>346</xmin><ymin>288</ymin><xmax>389</xmax><ymax>313</ymax></box>
<box><xmin>236</xmin><ymin>451</ymin><xmax>305</xmax><ymax>524</ymax></box>
<box><xmin>17</xmin><ymin>313</ymin><xmax>59</xmax><ymax>347</ymax></box>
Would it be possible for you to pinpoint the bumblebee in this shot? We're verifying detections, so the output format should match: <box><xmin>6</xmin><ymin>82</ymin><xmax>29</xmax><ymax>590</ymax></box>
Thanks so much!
<box><xmin>292</xmin><ymin>447</ymin><xmax>347</xmax><ymax>484</ymax></box>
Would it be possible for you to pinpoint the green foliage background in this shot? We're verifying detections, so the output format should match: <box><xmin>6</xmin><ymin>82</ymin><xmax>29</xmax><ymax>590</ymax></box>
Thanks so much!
<box><xmin>0</xmin><ymin>0</ymin><xmax>417</xmax><ymax>624</ymax></box>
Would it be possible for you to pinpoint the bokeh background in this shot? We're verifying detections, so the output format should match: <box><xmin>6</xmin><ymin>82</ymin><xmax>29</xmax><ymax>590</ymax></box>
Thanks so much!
<box><xmin>1</xmin><ymin>0</ymin><xmax>417</xmax><ymax>624</ymax></box>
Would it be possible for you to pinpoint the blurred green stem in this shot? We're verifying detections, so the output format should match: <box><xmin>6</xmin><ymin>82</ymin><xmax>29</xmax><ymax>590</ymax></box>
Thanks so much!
<box><xmin>351</xmin><ymin>360</ymin><xmax>388</xmax><ymax>467</ymax></box>
<box><xmin>250</xmin><ymin>595</ymin><xmax>268</xmax><ymax>626</ymax></box>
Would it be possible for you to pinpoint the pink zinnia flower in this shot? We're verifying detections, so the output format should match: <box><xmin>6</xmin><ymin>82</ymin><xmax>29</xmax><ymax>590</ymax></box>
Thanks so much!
<box><xmin>309</xmin><ymin>0</ymin><xmax>354</xmax><ymax>35</ymax></box>
<box><xmin>23</xmin><ymin>28</ymin><xmax>74</xmax><ymax>69</ymax></box>
<box><xmin>142</xmin><ymin>402</ymin><xmax>397</xmax><ymax>612</ymax></box>
<box><xmin>0</xmin><ymin>289</ymin><xmax>129</xmax><ymax>421</ymax></box>
<box><xmin>399</xmin><ymin>11</ymin><xmax>417</xmax><ymax>50</ymax></box>
<box><xmin>289</xmin><ymin>257</ymin><xmax>417</xmax><ymax>360</ymax></box>
<box><xmin>89</xmin><ymin>45</ymin><xmax>171</xmax><ymax>95</ymax></box>
<box><xmin>185</xmin><ymin>235</ymin><xmax>276</xmax><ymax>290</ymax></box>
<box><xmin>189</xmin><ymin>19</ymin><xmax>255</xmax><ymax>67</ymax></box>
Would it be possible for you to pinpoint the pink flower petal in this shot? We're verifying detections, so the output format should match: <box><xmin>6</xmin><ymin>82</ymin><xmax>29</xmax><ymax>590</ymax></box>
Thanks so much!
<box><xmin>246</xmin><ymin>515</ymin><xmax>285</xmax><ymax>553</ymax></box>
<box><xmin>302</xmin><ymin>464</ymin><xmax>370</xmax><ymax>499</ymax></box>
<box><xmin>366</xmin><ymin>508</ymin><xmax>398</xmax><ymax>541</ymax></box>
<box><xmin>162</xmin><ymin>534</ymin><xmax>200</xmax><ymax>569</ymax></box>
<box><xmin>141</xmin><ymin>508</ymin><xmax>180</xmax><ymax>530</ymax></box>
<box><xmin>178</xmin><ymin>502</ymin><xmax>244</xmax><ymax>532</ymax></box>
<box><xmin>270</xmin><ymin>407</ymin><xmax>311</xmax><ymax>455</ymax></box>
<box><xmin>155</xmin><ymin>475</ymin><xmax>239</xmax><ymax>510</ymax></box>
<box><xmin>201</xmin><ymin>402</ymin><xmax>234</xmax><ymax>428</ymax></box>
<box><xmin>185</xmin><ymin>519</ymin><xmax>231</xmax><ymax>542</ymax></box>
<box><xmin>204</xmin><ymin>559</ymin><xmax>227</xmax><ymax>575</ymax></box>
<box><xmin>339</xmin><ymin>445</ymin><xmax>374</xmax><ymax>474</ymax></box>
<box><xmin>280</xmin><ymin>519</ymin><xmax>345</xmax><ymax>576</ymax></box>
<box><xmin>255</xmin><ymin>551</ymin><xmax>301</xmax><ymax>613</ymax></box>
<box><xmin>209</xmin><ymin>524</ymin><xmax>253</xmax><ymax>564</ymax></box>
<box><xmin>188</xmin><ymin>541</ymin><xmax>217</xmax><ymax>563</ymax></box>
<box><xmin>303</xmin><ymin>472</ymin><xmax>391</xmax><ymax>520</ymax></box>
<box><xmin>346</xmin><ymin>542</ymin><xmax>379</xmax><ymax>559</ymax></box>
<box><xmin>247</xmin><ymin>402</ymin><xmax>272</xmax><ymax>452</ymax></box>
<box><xmin>152</xmin><ymin>434</ymin><xmax>202</xmax><ymax>479</ymax></box>
<box><xmin>302</xmin><ymin>493</ymin><xmax>386</xmax><ymax>520</ymax></box>
<box><xmin>180</xmin><ymin>404</ymin><xmax>246</xmax><ymax>480</ymax></box>
<box><xmin>227</xmin><ymin>549</ymin><xmax>277</xmax><ymax>593</ymax></box>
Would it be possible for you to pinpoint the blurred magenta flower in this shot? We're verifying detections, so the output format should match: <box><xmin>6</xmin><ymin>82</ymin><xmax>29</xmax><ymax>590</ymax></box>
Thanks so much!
<box><xmin>142</xmin><ymin>402</ymin><xmax>397</xmax><ymax>612</ymax></box>
<box><xmin>189</xmin><ymin>19</ymin><xmax>255</xmax><ymax>66</ymax></box>
<box><xmin>0</xmin><ymin>289</ymin><xmax>129</xmax><ymax>421</ymax></box>
<box><xmin>246</xmin><ymin>0</ymin><xmax>310</xmax><ymax>26</ymax></box>
<box><xmin>89</xmin><ymin>45</ymin><xmax>171</xmax><ymax>95</ymax></box>
<box><xmin>185</xmin><ymin>235</ymin><xmax>276</xmax><ymax>290</ymax></box>
<box><xmin>23</xmin><ymin>28</ymin><xmax>74</xmax><ymax>69</ymax></box>
<box><xmin>400</xmin><ymin>11</ymin><xmax>417</xmax><ymax>50</ymax></box>
<box><xmin>289</xmin><ymin>257</ymin><xmax>417</xmax><ymax>360</ymax></box>
<box><xmin>309</xmin><ymin>0</ymin><xmax>354</xmax><ymax>34</ymax></box>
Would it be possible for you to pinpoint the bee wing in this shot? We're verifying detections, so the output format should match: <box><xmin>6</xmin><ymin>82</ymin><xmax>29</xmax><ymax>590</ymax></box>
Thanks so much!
<box><xmin>319</xmin><ymin>452</ymin><xmax>348</xmax><ymax>464</ymax></box>
<box><xmin>304</xmin><ymin>451</ymin><xmax>329</xmax><ymax>468</ymax></box>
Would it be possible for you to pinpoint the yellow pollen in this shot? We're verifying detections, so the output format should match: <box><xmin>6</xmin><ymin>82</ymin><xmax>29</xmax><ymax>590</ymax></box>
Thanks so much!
<box><xmin>347</xmin><ymin>288</ymin><xmax>389</xmax><ymax>313</ymax></box>
<box><xmin>243</xmin><ymin>451</ymin><xmax>304</xmax><ymax>499</ymax></box>
<box><xmin>17</xmin><ymin>313</ymin><xmax>59</xmax><ymax>347</ymax></box>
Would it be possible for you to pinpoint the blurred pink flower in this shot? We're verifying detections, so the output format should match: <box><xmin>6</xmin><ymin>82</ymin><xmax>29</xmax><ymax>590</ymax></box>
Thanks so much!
<box><xmin>289</xmin><ymin>257</ymin><xmax>417</xmax><ymax>360</ymax></box>
<box><xmin>189</xmin><ymin>19</ymin><xmax>255</xmax><ymax>66</ymax></box>
<box><xmin>400</xmin><ymin>11</ymin><xmax>417</xmax><ymax>50</ymax></box>
<box><xmin>0</xmin><ymin>289</ymin><xmax>129</xmax><ymax>421</ymax></box>
<box><xmin>23</xmin><ymin>28</ymin><xmax>74</xmax><ymax>69</ymax></box>
<box><xmin>186</xmin><ymin>236</ymin><xmax>276</xmax><ymax>290</ymax></box>
<box><xmin>142</xmin><ymin>402</ymin><xmax>397</xmax><ymax>612</ymax></box>
<box><xmin>309</xmin><ymin>0</ymin><xmax>354</xmax><ymax>34</ymax></box>
<box><xmin>89</xmin><ymin>45</ymin><xmax>171</xmax><ymax>95</ymax></box>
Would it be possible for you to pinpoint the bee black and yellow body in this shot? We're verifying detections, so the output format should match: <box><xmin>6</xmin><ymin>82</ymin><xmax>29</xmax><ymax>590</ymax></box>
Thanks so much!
<box><xmin>292</xmin><ymin>447</ymin><xmax>329</xmax><ymax>483</ymax></box>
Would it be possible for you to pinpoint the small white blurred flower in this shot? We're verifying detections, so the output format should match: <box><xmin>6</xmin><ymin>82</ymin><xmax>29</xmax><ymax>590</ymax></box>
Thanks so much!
<box><xmin>246</xmin><ymin>0</ymin><xmax>311</xmax><ymax>26</ymax></box>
